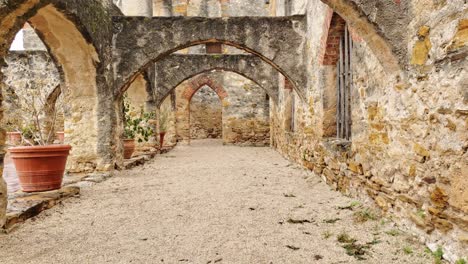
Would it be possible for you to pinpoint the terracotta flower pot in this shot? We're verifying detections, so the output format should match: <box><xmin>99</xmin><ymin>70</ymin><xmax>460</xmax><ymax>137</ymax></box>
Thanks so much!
<box><xmin>7</xmin><ymin>132</ymin><xmax>22</xmax><ymax>146</ymax></box>
<box><xmin>123</xmin><ymin>138</ymin><xmax>135</xmax><ymax>159</ymax></box>
<box><xmin>56</xmin><ymin>131</ymin><xmax>65</xmax><ymax>143</ymax></box>
<box><xmin>9</xmin><ymin>144</ymin><xmax>72</xmax><ymax>192</ymax></box>
<box><xmin>159</xmin><ymin>132</ymin><xmax>166</xmax><ymax>148</ymax></box>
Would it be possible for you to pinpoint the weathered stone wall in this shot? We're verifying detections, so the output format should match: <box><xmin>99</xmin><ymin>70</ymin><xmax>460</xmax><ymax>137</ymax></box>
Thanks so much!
<box><xmin>175</xmin><ymin>72</ymin><xmax>270</xmax><ymax>146</ymax></box>
<box><xmin>222</xmin><ymin>72</ymin><xmax>270</xmax><ymax>146</ymax></box>
<box><xmin>190</xmin><ymin>85</ymin><xmax>223</xmax><ymax>139</ymax></box>
<box><xmin>1</xmin><ymin>50</ymin><xmax>63</xmax><ymax>132</ymax></box>
<box><xmin>270</xmin><ymin>0</ymin><xmax>467</xmax><ymax>260</ymax></box>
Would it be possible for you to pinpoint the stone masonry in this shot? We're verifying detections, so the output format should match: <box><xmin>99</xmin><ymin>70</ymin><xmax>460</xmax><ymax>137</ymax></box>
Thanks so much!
<box><xmin>0</xmin><ymin>0</ymin><xmax>466</xmax><ymax>260</ymax></box>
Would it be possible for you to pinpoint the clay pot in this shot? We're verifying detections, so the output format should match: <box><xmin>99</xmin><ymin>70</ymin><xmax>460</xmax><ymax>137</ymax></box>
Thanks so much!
<box><xmin>159</xmin><ymin>132</ymin><xmax>166</xmax><ymax>148</ymax></box>
<box><xmin>56</xmin><ymin>131</ymin><xmax>65</xmax><ymax>143</ymax></box>
<box><xmin>123</xmin><ymin>139</ymin><xmax>135</xmax><ymax>159</ymax></box>
<box><xmin>9</xmin><ymin>144</ymin><xmax>72</xmax><ymax>192</ymax></box>
<box><xmin>7</xmin><ymin>132</ymin><xmax>22</xmax><ymax>146</ymax></box>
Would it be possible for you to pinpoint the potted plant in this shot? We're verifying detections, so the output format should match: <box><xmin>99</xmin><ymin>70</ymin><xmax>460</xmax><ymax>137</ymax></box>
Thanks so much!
<box><xmin>122</xmin><ymin>96</ymin><xmax>154</xmax><ymax>159</ymax></box>
<box><xmin>8</xmin><ymin>84</ymin><xmax>70</xmax><ymax>192</ymax></box>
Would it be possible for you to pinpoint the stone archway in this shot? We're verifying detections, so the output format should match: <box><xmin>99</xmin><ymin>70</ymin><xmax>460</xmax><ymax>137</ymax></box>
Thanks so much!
<box><xmin>148</xmin><ymin>54</ymin><xmax>276</xmax><ymax>107</ymax></box>
<box><xmin>112</xmin><ymin>15</ymin><xmax>307</xmax><ymax>100</ymax></box>
<box><xmin>0</xmin><ymin>0</ymin><xmax>114</xmax><ymax>228</ymax></box>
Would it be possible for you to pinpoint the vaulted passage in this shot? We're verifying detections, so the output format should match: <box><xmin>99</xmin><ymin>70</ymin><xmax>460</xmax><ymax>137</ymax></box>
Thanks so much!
<box><xmin>0</xmin><ymin>0</ymin><xmax>466</xmax><ymax>262</ymax></box>
<box><xmin>0</xmin><ymin>140</ymin><xmax>433</xmax><ymax>263</ymax></box>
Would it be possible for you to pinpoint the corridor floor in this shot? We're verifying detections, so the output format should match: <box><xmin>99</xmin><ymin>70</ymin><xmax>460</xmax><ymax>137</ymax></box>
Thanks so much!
<box><xmin>0</xmin><ymin>140</ymin><xmax>433</xmax><ymax>264</ymax></box>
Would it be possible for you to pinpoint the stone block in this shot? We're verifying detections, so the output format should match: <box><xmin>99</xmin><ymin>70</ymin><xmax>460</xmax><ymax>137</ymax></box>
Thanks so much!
<box><xmin>430</xmin><ymin>186</ymin><xmax>449</xmax><ymax>209</ymax></box>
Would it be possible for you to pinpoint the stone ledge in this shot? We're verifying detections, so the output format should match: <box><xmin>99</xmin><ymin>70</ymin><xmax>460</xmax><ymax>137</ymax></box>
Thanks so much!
<box><xmin>123</xmin><ymin>146</ymin><xmax>176</xmax><ymax>169</ymax></box>
<box><xmin>3</xmin><ymin>186</ymin><xmax>80</xmax><ymax>233</ymax></box>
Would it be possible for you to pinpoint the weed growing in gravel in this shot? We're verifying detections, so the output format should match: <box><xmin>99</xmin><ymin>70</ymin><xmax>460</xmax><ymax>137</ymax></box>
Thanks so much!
<box><xmin>322</xmin><ymin>230</ymin><xmax>333</xmax><ymax>239</ymax></box>
<box><xmin>353</xmin><ymin>208</ymin><xmax>379</xmax><ymax>223</ymax></box>
<box><xmin>336</xmin><ymin>232</ymin><xmax>370</xmax><ymax>260</ymax></box>
<box><xmin>385</xmin><ymin>229</ymin><xmax>400</xmax><ymax>236</ymax></box>
<box><xmin>455</xmin><ymin>258</ymin><xmax>467</xmax><ymax>264</ymax></box>
<box><xmin>337</xmin><ymin>232</ymin><xmax>356</xmax><ymax>244</ymax></box>
<box><xmin>403</xmin><ymin>246</ymin><xmax>413</xmax><ymax>255</ymax></box>
<box><xmin>429</xmin><ymin>247</ymin><xmax>444</xmax><ymax>264</ymax></box>
<box><xmin>337</xmin><ymin>201</ymin><xmax>361</xmax><ymax>210</ymax></box>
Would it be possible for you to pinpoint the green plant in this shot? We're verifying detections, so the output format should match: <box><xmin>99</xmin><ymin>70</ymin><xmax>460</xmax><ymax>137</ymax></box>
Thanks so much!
<box><xmin>337</xmin><ymin>232</ymin><xmax>356</xmax><ymax>244</ymax></box>
<box><xmin>338</xmin><ymin>201</ymin><xmax>360</xmax><ymax>210</ymax></box>
<box><xmin>354</xmin><ymin>208</ymin><xmax>379</xmax><ymax>223</ymax></box>
<box><xmin>337</xmin><ymin>232</ymin><xmax>369</xmax><ymax>260</ymax></box>
<box><xmin>416</xmin><ymin>209</ymin><xmax>426</xmax><ymax>219</ymax></box>
<box><xmin>385</xmin><ymin>229</ymin><xmax>400</xmax><ymax>236</ymax></box>
<box><xmin>123</xmin><ymin>96</ymin><xmax>154</xmax><ymax>142</ymax></box>
<box><xmin>455</xmin><ymin>258</ymin><xmax>467</xmax><ymax>264</ymax></box>
<box><xmin>433</xmin><ymin>247</ymin><xmax>444</xmax><ymax>264</ymax></box>
<box><xmin>322</xmin><ymin>230</ymin><xmax>333</xmax><ymax>239</ymax></box>
<box><xmin>403</xmin><ymin>246</ymin><xmax>413</xmax><ymax>255</ymax></box>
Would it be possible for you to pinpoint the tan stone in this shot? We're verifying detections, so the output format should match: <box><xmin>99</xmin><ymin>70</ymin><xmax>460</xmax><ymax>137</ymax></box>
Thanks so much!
<box><xmin>428</xmin><ymin>207</ymin><xmax>442</xmax><ymax>216</ymax></box>
<box><xmin>434</xmin><ymin>218</ymin><xmax>453</xmax><ymax>233</ymax></box>
<box><xmin>408</xmin><ymin>164</ymin><xmax>417</xmax><ymax>178</ymax></box>
<box><xmin>449</xmin><ymin>163</ymin><xmax>468</xmax><ymax>212</ymax></box>
<box><xmin>418</xmin><ymin>25</ymin><xmax>431</xmax><ymax>37</ymax></box>
<box><xmin>410</xmin><ymin>212</ymin><xmax>427</xmax><ymax>227</ymax></box>
<box><xmin>445</xmin><ymin>119</ymin><xmax>456</xmax><ymax>131</ymax></box>
<box><xmin>460</xmin><ymin>235</ymin><xmax>468</xmax><ymax>244</ymax></box>
<box><xmin>411</xmin><ymin>26</ymin><xmax>432</xmax><ymax>65</ymax></box>
<box><xmin>413</xmin><ymin>143</ymin><xmax>430</xmax><ymax>158</ymax></box>
<box><xmin>369</xmin><ymin>132</ymin><xmax>390</xmax><ymax>145</ymax></box>
<box><xmin>367</xmin><ymin>103</ymin><xmax>382</xmax><ymax>121</ymax></box>
<box><xmin>322</xmin><ymin>168</ymin><xmax>336</xmax><ymax>182</ymax></box>
<box><xmin>398</xmin><ymin>194</ymin><xmax>423</xmax><ymax>207</ymax></box>
<box><xmin>448</xmin><ymin>19</ymin><xmax>468</xmax><ymax>51</ymax></box>
<box><xmin>348</xmin><ymin>161</ymin><xmax>363</xmax><ymax>175</ymax></box>
<box><xmin>375</xmin><ymin>195</ymin><xmax>389</xmax><ymax>211</ymax></box>
<box><xmin>430</xmin><ymin>186</ymin><xmax>449</xmax><ymax>209</ymax></box>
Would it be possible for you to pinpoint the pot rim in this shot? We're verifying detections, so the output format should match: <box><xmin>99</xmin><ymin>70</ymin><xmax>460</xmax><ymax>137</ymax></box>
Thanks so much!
<box><xmin>9</xmin><ymin>144</ymin><xmax>72</xmax><ymax>153</ymax></box>
<box><xmin>7</xmin><ymin>131</ymin><xmax>22</xmax><ymax>135</ymax></box>
<box><xmin>123</xmin><ymin>138</ymin><xmax>135</xmax><ymax>142</ymax></box>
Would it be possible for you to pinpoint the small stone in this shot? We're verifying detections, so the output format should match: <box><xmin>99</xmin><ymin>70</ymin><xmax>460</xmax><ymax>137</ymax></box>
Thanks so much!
<box><xmin>413</xmin><ymin>143</ymin><xmax>430</xmax><ymax>158</ymax></box>
<box><xmin>410</xmin><ymin>212</ymin><xmax>426</xmax><ymax>227</ymax></box>
<box><xmin>348</xmin><ymin>162</ymin><xmax>363</xmax><ymax>175</ymax></box>
<box><xmin>417</xmin><ymin>26</ymin><xmax>430</xmax><ymax>37</ymax></box>
<box><xmin>375</xmin><ymin>196</ymin><xmax>388</xmax><ymax>211</ymax></box>
<box><xmin>434</xmin><ymin>218</ymin><xmax>453</xmax><ymax>233</ymax></box>
<box><xmin>430</xmin><ymin>186</ymin><xmax>449</xmax><ymax>209</ymax></box>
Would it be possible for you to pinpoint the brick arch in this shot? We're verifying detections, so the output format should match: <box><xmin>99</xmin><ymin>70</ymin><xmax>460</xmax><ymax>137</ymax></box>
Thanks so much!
<box><xmin>319</xmin><ymin>0</ymin><xmax>406</xmax><ymax>73</ymax></box>
<box><xmin>319</xmin><ymin>11</ymin><xmax>348</xmax><ymax>66</ymax></box>
<box><xmin>182</xmin><ymin>75</ymin><xmax>228</xmax><ymax>102</ymax></box>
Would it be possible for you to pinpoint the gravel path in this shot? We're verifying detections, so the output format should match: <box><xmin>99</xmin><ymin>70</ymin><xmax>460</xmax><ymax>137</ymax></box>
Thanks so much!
<box><xmin>0</xmin><ymin>140</ymin><xmax>433</xmax><ymax>264</ymax></box>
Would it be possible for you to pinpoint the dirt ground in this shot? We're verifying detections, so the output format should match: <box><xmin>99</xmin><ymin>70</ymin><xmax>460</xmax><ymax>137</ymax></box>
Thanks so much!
<box><xmin>0</xmin><ymin>140</ymin><xmax>434</xmax><ymax>263</ymax></box>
